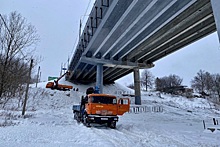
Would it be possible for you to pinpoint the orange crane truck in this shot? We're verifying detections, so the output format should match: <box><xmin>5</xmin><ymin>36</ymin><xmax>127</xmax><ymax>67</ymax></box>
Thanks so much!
<box><xmin>72</xmin><ymin>87</ymin><xmax>130</xmax><ymax>128</ymax></box>
<box><xmin>46</xmin><ymin>71</ymin><xmax>73</xmax><ymax>91</ymax></box>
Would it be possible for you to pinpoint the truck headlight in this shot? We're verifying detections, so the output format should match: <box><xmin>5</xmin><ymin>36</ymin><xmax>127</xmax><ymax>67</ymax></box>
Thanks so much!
<box><xmin>107</xmin><ymin>111</ymin><xmax>113</xmax><ymax>115</ymax></box>
<box><xmin>96</xmin><ymin>110</ymin><xmax>101</xmax><ymax>114</ymax></box>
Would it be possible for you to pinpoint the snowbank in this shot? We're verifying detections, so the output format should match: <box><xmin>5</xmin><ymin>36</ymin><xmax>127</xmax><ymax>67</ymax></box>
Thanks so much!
<box><xmin>0</xmin><ymin>81</ymin><xmax>220</xmax><ymax>146</ymax></box>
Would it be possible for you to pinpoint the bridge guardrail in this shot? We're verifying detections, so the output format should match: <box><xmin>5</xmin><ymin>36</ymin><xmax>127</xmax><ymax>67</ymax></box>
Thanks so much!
<box><xmin>129</xmin><ymin>105</ymin><xmax>163</xmax><ymax>113</ymax></box>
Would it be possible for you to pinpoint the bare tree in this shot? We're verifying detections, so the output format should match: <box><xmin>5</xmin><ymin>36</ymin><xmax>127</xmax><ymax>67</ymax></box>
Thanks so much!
<box><xmin>191</xmin><ymin>70</ymin><xmax>214</xmax><ymax>95</ymax></box>
<box><xmin>155</xmin><ymin>77</ymin><xmax>162</xmax><ymax>91</ymax></box>
<box><xmin>211</xmin><ymin>74</ymin><xmax>220</xmax><ymax>102</ymax></box>
<box><xmin>155</xmin><ymin>74</ymin><xmax>183</xmax><ymax>92</ymax></box>
<box><xmin>0</xmin><ymin>11</ymin><xmax>39</xmax><ymax>97</ymax></box>
<box><xmin>168</xmin><ymin>74</ymin><xmax>183</xmax><ymax>87</ymax></box>
<box><xmin>204</xmin><ymin>72</ymin><xmax>215</xmax><ymax>95</ymax></box>
<box><xmin>191</xmin><ymin>70</ymin><xmax>206</xmax><ymax>93</ymax></box>
<box><xmin>140</xmin><ymin>69</ymin><xmax>154</xmax><ymax>91</ymax></box>
<box><xmin>127</xmin><ymin>83</ymin><xmax>134</xmax><ymax>89</ymax></box>
<box><xmin>191</xmin><ymin>70</ymin><xmax>220</xmax><ymax>103</ymax></box>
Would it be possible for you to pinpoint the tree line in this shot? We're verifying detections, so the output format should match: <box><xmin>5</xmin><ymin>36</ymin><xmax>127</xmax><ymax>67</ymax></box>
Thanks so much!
<box><xmin>0</xmin><ymin>11</ymin><xmax>39</xmax><ymax>105</ymax></box>
<box><xmin>191</xmin><ymin>70</ymin><xmax>220</xmax><ymax>99</ymax></box>
<box><xmin>128</xmin><ymin>69</ymin><xmax>220</xmax><ymax>103</ymax></box>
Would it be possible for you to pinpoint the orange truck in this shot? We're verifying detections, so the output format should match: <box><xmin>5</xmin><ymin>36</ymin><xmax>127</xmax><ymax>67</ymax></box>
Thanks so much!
<box><xmin>46</xmin><ymin>71</ymin><xmax>73</xmax><ymax>91</ymax></box>
<box><xmin>46</xmin><ymin>82</ymin><xmax>73</xmax><ymax>90</ymax></box>
<box><xmin>72</xmin><ymin>93</ymin><xmax>130</xmax><ymax>128</ymax></box>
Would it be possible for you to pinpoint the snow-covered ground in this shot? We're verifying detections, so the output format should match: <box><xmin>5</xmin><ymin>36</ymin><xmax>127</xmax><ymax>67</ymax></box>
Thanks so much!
<box><xmin>0</xmin><ymin>80</ymin><xmax>220</xmax><ymax>147</ymax></box>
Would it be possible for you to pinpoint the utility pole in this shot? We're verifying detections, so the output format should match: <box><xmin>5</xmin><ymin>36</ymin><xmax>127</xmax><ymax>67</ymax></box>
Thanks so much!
<box><xmin>22</xmin><ymin>59</ymin><xmax>33</xmax><ymax>116</ymax></box>
<box><xmin>60</xmin><ymin>63</ymin><xmax>63</xmax><ymax>76</ymax></box>
<box><xmin>39</xmin><ymin>71</ymin><xmax>41</xmax><ymax>82</ymax></box>
<box><xmin>67</xmin><ymin>56</ymin><xmax>70</xmax><ymax>70</ymax></box>
<box><xmin>35</xmin><ymin>66</ymin><xmax>40</xmax><ymax>88</ymax></box>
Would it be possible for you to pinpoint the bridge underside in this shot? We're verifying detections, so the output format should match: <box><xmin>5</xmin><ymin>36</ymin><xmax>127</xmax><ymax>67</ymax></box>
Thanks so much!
<box><xmin>68</xmin><ymin>0</ymin><xmax>216</xmax><ymax>84</ymax></box>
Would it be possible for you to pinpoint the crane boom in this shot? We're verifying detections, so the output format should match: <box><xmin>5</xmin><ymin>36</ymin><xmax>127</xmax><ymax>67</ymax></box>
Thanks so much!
<box><xmin>46</xmin><ymin>71</ymin><xmax>73</xmax><ymax>91</ymax></box>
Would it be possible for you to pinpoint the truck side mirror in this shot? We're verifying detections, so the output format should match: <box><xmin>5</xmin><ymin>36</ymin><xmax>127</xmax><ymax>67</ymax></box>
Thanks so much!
<box><xmin>81</xmin><ymin>95</ymin><xmax>84</xmax><ymax>101</ymax></box>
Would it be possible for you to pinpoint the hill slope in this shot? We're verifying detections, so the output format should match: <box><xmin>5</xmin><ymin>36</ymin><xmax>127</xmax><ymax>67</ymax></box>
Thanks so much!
<box><xmin>0</xmin><ymin>81</ymin><xmax>219</xmax><ymax>146</ymax></box>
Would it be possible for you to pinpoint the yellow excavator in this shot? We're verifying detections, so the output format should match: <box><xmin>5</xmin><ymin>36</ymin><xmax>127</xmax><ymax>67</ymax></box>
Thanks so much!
<box><xmin>46</xmin><ymin>71</ymin><xmax>73</xmax><ymax>91</ymax></box>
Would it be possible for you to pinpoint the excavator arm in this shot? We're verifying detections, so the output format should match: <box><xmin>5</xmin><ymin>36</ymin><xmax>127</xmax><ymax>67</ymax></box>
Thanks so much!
<box><xmin>46</xmin><ymin>71</ymin><xmax>72</xmax><ymax>91</ymax></box>
<box><xmin>54</xmin><ymin>71</ymin><xmax>70</xmax><ymax>85</ymax></box>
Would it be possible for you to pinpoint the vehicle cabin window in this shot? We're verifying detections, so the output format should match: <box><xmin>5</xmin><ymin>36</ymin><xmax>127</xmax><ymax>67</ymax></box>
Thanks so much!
<box><xmin>92</xmin><ymin>96</ymin><xmax>117</xmax><ymax>104</ymax></box>
<box><xmin>119</xmin><ymin>99</ymin><xmax>128</xmax><ymax>105</ymax></box>
<box><xmin>113</xmin><ymin>98</ymin><xmax>117</xmax><ymax>104</ymax></box>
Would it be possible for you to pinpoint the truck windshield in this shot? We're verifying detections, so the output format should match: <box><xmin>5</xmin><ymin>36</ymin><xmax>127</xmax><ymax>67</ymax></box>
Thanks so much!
<box><xmin>92</xmin><ymin>96</ymin><xmax>117</xmax><ymax>104</ymax></box>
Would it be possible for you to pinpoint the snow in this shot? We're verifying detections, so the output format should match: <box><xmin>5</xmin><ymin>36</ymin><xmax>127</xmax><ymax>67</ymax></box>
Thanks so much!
<box><xmin>0</xmin><ymin>80</ymin><xmax>220</xmax><ymax>146</ymax></box>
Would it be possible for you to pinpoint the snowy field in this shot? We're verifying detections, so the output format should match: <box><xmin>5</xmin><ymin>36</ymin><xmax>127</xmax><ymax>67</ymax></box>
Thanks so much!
<box><xmin>0</xmin><ymin>80</ymin><xmax>220</xmax><ymax>147</ymax></box>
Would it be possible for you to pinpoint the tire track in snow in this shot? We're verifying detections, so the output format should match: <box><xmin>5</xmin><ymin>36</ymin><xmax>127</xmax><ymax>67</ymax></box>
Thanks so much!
<box><xmin>117</xmin><ymin>124</ymin><xmax>188</xmax><ymax>147</ymax></box>
<box><xmin>89</xmin><ymin>124</ymin><xmax>188</xmax><ymax>147</ymax></box>
<box><xmin>91</xmin><ymin>127</ymin><xmax>126</xmax><ymax>147</ymax></box>
<box><xmin>90</xmin><ymin>125</ymin><xmax>152</xmax><ymax>147</ymax></box>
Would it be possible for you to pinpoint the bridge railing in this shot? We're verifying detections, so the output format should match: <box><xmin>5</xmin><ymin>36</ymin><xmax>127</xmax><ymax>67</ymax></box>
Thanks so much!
<box><xmin>129</xmin><ymin>105</ymin><xmax>163</xmax><ymax>113</ymax></box>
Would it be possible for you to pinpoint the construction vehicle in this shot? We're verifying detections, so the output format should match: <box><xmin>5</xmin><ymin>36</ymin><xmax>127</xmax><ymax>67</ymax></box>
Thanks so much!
<box><xmin>46</xmin><ymin>71</ymin><xmax>73</xmax><ymax>91</ymax></box>
<box><xmin>72</xmin><ymin>87</ymin><xmax>130</xmax><ymax>128</ymax></box>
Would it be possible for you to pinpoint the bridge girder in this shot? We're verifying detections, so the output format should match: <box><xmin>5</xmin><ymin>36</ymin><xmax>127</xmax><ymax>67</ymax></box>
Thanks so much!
<box><xmin>68</xmin><ymin>0</ymin><xmax>217</xmax><ymax>84</ymax></box>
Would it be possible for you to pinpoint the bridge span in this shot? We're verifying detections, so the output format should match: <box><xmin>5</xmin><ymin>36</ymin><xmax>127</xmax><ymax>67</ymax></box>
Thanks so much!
<box><xmin>68</xmin><ymin>0</ymin><xmax>220</xmax><ymax>104</ymax></box>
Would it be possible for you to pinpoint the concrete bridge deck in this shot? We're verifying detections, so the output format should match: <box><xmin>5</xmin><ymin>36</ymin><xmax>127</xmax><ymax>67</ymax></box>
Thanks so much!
<box><xmin>68</xmin><ymin>0</ymin><xmax>217</xmax><ymax>84</ymax></box>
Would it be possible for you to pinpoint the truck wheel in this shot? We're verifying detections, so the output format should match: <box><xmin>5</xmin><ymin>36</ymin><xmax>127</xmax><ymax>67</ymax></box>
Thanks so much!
<box><xmin>74</xmin><ymin>112</ymin><xmax>76</xmax><ymax>120</ymax></box>
<box><xmin>83</xmin><ymin>114</ymin><xmax>91</xmax><ymax>127</ymax></box>
<box><xmin>73</xmin><ymin>113</ymin><xmax>76</xmax><ymax>120</ymax></box>
<box><xmin>74</xmin><ymin>112</ymin><xmax>80</xmax><ymax>123</ymax></box>
<box><xmin>74</xmin><ymin>112</ymin><xmax>77</xmax><ymax>120</ymax></box>
<box><xmin>108</xmin><ymin>121</ymin><xmax>116</xmax><ymax>129</ymax></box>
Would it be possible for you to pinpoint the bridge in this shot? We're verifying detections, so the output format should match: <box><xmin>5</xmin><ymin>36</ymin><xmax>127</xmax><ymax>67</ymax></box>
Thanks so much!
<box><xmin>68</xmin><ymin>0</ymin><xmax>220</xmax><ymax>104</ymax></box>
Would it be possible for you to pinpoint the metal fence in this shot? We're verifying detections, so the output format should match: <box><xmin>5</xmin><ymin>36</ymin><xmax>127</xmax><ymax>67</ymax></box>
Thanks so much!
<box><xmin>129</xmin><ymin>105</ymin><xmax>163</xmax><ymax>113</ymax></box>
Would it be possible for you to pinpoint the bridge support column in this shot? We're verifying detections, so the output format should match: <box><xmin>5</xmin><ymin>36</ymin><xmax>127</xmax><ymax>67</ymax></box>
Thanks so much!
<box><xmin>211</xmin><ymin>0</ymin><xmax>220</xmax><ymax>43</ymax></box>
<box><xmin>133</xmin><ymin>68</ymin><xmax>141</xmax><ymax>105</ymax></box>
<box><xmin>96</xmin><ymin>63</ymin><xmax>103</xmax><ymax>93</ymax></box>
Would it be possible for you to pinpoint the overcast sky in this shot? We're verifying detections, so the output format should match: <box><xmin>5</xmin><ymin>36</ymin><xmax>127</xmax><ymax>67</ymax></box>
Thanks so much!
<box><xmin>1</xmin><ymin>1</ymin><xmax>220</xmax><ymax>87</ymax></box>
<box><xmin>1</xmin><ymin>0</ymin><xmax>95</xmax><ymax>80</ymax></box>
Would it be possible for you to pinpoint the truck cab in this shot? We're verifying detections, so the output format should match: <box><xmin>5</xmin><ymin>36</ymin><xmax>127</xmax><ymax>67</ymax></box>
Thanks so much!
<box><xmin>86</xmin><ymin>94</ymin><xmax>129</xmax><ymax>116</ymax></box>
<box><xmin>73</xmin><ymin>93</ymin><xmax>130</xmax><ymax>128</ymax></box>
